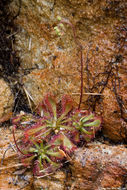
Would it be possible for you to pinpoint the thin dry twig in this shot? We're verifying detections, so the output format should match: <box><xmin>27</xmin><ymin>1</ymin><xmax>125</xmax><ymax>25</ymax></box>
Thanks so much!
<box><xmin>72</xmin><ymin>92</ymin><xmax>103</xmax><ymax>96</ymax></box>
<box><xmin>23</xmin><ymin>86</ymin><xmax>34</xmax><ymax>111</ymax></box>
<box><xmin>60</xmin><ymin>18</ymin><xmax>83</xmax><ymax>110</ymax></box>
<box><xmin>1</xmin><ymin>143</ymin><xmax>17</xmax><ymax>166</ymax></box>
<box><xmin>0</xmin><ymin>163</ymin><xmax>24</xmax><ymax>170</ymax></box>
<box><xmin>28</xmin><ymin>37</ymin><xmax>32</xmax><ymax>51</ymax></box>
<box><xmin>36</xmin><ymin>172</ymin><xmax>54</xmax><ymax>179</ymax></box>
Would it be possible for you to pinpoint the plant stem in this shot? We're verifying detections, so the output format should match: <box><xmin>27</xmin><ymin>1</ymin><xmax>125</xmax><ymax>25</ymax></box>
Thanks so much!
<box><xmin>13</xmin><ymin>126</ymin><xmax>32</xmax><ymax>156</ymax></box>
<box><xmin>60</xmin><ymin>19</ymin><xmax>83</xmax><ymax>109</ymax></box>
<box><xmin>78</xmin><ymin>48</ymin><xmax>83</xmax><ymax>109</ymax></box>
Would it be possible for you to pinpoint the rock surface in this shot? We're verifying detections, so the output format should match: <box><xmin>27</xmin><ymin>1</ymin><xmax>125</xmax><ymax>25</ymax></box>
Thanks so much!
<box><xmin>0</xmin><ymin>127</ymin><xmax>33</xmax><ymax>189</ymax></box>
<box><xmin>70</xmin><ymin>143</ymin><xmax>127</xmax><ymax>190</ymax></box>
<box><xmin>33</xmin><ymin>171</ymin><xmax>66</xmax><ymax>190</ymax></box>
<box><xmin>9</xmin><ymin>0</ymin><xmax>127</xmax><ymax>142</ymax></box>
<box><xmin>0</xmin><ymin>128</ymin><xmax>127</xmax><ymax>190</ymax></box>
<box><xmin>0</xmin><ymin>79</ymin><xmax>14</xmax><ymax>123</ymax></box>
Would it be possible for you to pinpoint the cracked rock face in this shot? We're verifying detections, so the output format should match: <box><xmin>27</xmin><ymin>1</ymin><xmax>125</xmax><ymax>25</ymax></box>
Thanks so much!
<box><xmin>0</xmin><ymin>79</ymin><xmax>14</xmax><ymax>123</ymax></box>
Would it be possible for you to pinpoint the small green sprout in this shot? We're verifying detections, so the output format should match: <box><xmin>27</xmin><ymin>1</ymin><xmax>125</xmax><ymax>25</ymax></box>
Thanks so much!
<box><xmin>54</xmin><ymin>26</ymin><xmax>61</xmax><ymax>35</ymax></box>
<box><xmin>57</xmin><ymin>16</ymin><xmax>62</xmax><ymax>21</ymax></box>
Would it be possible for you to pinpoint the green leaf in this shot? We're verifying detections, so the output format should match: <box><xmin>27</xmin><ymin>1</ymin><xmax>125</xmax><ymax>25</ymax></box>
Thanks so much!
<box><xmin>80</xmin><ymin>114</ymin><xmax>94</xmax><ymax>123</ymax></box>
<box><xmin>81</xmin><ymin>127</ymin><xmax>93</xmax><ymax>135</ymax></box>
<box><xmin>83</xmin><ymin>119</ymin><xmax>101</xmax><ymax>127</ymax></box>
<box><xmin>62</xmin><ymin>133</ymin><xmax>75</xmax><ymax>151</ymax></box>
<box><xmin>46</xmin><ymin>150</ymin><xmax>63</xmax><ymax>158</ymax></box>
<box><xmin>57</xmin><ymin>16</ymin><xmax>62</xmax><ymax>21</ymax></box>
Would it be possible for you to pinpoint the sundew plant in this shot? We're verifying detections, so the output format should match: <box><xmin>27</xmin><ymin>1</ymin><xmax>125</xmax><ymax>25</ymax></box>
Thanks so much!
<box><xmin>12</xmin><ymin>94</ymin><xmax>101</xmax><ymax>177</ymax></box>
<box><xmin>12</xmin><ymin>17</ymin><xmax>102</xmax><ymax>177</ymax></box>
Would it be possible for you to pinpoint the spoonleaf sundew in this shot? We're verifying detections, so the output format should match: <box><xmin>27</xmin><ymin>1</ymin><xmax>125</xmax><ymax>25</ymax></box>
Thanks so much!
<box><xmin>12</xmin><ymin>94</ymin><xmax>101</xmax><ymax>177</ymax></box>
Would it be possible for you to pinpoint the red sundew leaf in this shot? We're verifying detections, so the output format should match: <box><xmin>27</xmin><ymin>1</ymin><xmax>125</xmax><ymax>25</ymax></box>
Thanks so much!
<box><xmin>61</xmin><ymin>133</ymin><xmax>77</xmax><ymax>153</ymax></box>
<box><xmin>11</xmin><ymin>115</ymin><xmax>22</xmax><ymax>125</ymax></box>
<box><xmin>61</xmin><ymin>95</ymin><xmax>73</xmax><ymax>115</ymax></box>
<box><xmin>21</xmin><ymin>155</ymin><xmax>36</xmax><ymax>167</ymax></box>
<box><xmin>17</xmin><ymin>138</ymin><xmax>36</xmax><ymax>157</ymax></box>
<box><xmin>12</xmin><ymin>113</ymin><xmax>39</xmax><ymax>129</ymax></box>
<box><xmin>50</xmin><ymin>133</ymin><xmax>77</xmax><ymax>154</ymax></box>
<box><xmin>33</xmin><ymin>159</ymin><xmax>62</xmax><ymax>177</ymax></box>
<box><xmin>79</xmin><ymin>110</ymin><xmax>89</xmax><ymax>116</ymax></box>
<box><xmin>43</xmin><ymin>94</ymin><xmax>57</xmax><ymax>118</ymax></box>
<box><xmin>33</xmin><ymin>160</ymin><xmax>41</xmax><ymax>176</ymax></box>
<box><xmin>41</xmin><ymin>163</ymin><xmax>62</xmax><ymax>176</ymax></box>
<box><xmin>37</xmin><ymin>102</ymin><xmax>50</xmax><ymax>118</ymax></box>
<box><xmin>70</xmin><ymin>130</ymin><xmax>80</xmax><ymax>144</ymax></box>
<box><xmin>24</xmin><ymin>121</ymin><xmax>48</xmax><ymax>140</ymax></box>
<box><xmin>81</xmin><ymin>133</ymin><xmax>95</xmax><ymax>142</ymax></box>
<box><xmin>36</xmin><ymin>94</ymin><xmax>57</xmax><ymax>118</ymax></box>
